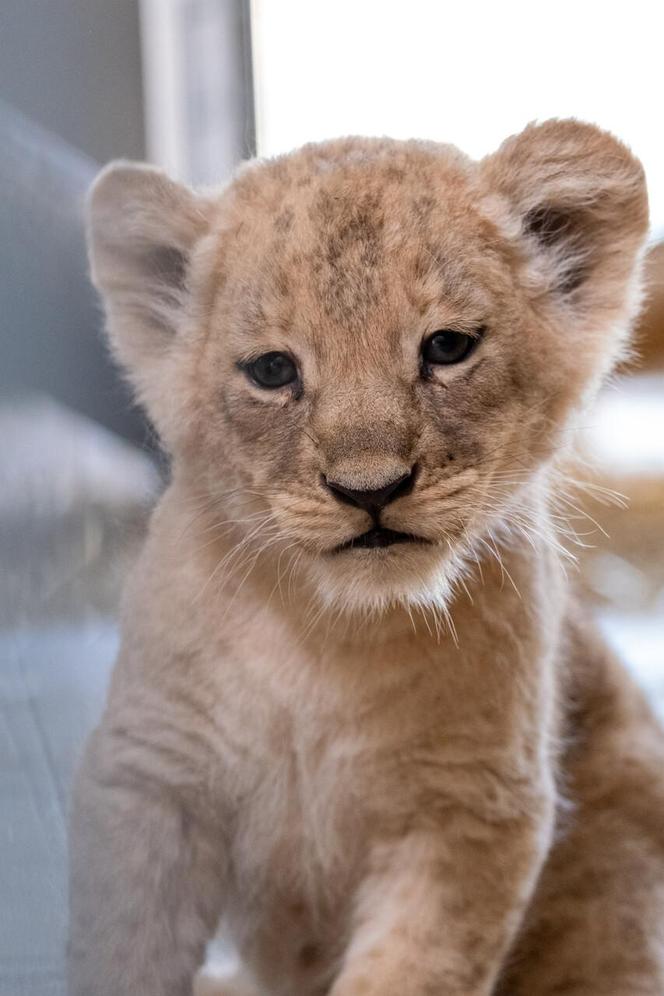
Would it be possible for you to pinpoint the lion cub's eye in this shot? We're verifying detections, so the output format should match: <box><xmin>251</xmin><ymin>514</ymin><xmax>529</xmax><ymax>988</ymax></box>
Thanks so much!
<box><xmin>421</xmin><ymin>330</ymin><xmax>479</xmax><ymax>368</ymax></box>
<box><xmin>244</xmin><ymin>352</ymin><xmax>299</xmax><ymax>389</ymax></box>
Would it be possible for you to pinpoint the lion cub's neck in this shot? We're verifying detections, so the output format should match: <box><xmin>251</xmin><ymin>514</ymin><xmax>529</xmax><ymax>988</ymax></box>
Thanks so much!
<box><xmin>148</xmin><ymin>479</ymin><xmax>567</xmax><ymax>708</ymax></box>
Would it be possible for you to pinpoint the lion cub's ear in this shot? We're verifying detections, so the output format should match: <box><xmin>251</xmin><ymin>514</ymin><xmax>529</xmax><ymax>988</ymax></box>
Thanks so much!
<box><xmin>480</xmin><ymin>120</ymin><xmax>649</xmax><ymax>323</ymax></box>
<box><xmin>86</xmin><ymin>162</ymin><xmax>212</xmax><ymax>397</ymax></box>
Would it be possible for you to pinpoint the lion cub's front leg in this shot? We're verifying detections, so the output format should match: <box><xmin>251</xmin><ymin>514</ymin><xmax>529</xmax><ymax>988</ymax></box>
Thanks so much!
<box><xmin>69</xmin><ymin>728</ymin><xmax>226</xmax><ymax>996</ymax></box>
<box><xmin>330</xmin><ymin>803</ymin><xmax>553</xmax><ymax>996</ymax></box>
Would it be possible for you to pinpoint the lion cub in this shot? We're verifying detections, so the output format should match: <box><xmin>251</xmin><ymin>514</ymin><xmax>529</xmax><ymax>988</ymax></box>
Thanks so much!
<box><xmin>69</xmin><ymin>121</ymin><xmax>664</xmax><ymax>996</ymax></box>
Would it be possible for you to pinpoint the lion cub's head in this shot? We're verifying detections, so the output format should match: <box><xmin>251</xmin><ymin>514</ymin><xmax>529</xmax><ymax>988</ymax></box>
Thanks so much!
<box><xmin>87</xmin><ymin>121</ymin><xmax>648</xmax><ymax>612</ymax></box>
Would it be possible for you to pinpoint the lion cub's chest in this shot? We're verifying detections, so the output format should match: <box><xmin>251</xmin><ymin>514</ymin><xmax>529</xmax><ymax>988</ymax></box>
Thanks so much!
<box><xmin>219</xmin><ymin>709</ymin><xmax>377</xmax><ymax>991</ymax></box>
<box><xmin>211</xmin><ymin>654</ymin><xmax>439</xmax><ymax>989</ymax></box>
<box><xmin>225</xmin><ymin>706</ymin><xmax>373</xmax><ymax>896</ymax></box>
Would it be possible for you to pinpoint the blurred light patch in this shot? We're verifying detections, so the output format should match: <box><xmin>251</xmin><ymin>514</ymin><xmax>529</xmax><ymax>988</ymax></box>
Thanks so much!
<box><xmin>252</xmin><ymin>0</ymin><xmax>664</xmax><ymax>238</ymax></box>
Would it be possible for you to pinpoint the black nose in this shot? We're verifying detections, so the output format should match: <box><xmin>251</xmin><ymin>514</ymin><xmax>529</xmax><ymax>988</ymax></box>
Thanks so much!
<box><xmin>323</xmin><ymin>467</ymin><xmax>416</xmax><ymax>514</ymax></box>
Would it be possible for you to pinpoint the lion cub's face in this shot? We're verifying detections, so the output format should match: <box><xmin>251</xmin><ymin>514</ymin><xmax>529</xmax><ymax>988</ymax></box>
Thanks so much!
<box><xmin>88</xmin><ymin>124</ymin><xmax>647</xmax><ymax>610</ymax></box>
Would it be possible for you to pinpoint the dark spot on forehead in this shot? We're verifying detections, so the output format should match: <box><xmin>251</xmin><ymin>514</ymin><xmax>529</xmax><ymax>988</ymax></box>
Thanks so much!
<box><xmin>274</xmin><ymin>206</ymin><xmax>294</xmax><ymax>233</ymax></box>
<box><xmin>385</xmin><ymin>163</ymin><xmax>406</xmax><ymax>183</ymax></box>
<box><xmin>311</xmin><ymin>188</ymin><xmax>384</xmax><ymax>236</ymax></box>
<box><xmin>412</xmin><ymin>251</ymin><xmax>431</xmax><ymax>283</ymax></box>
<box><xmin>308</xmin><ymin>188</ymin><xmax>386</xmax><ymax>325</ymax></box>
<box><xmin>273</xmin><ymin>265</ymin><xmax>290</xmax><ymax>299</ymax></box>
<box><xmin>412</xmin><ymin>194</ymin><xmax>436</xmax><ymax>225</ymax></box>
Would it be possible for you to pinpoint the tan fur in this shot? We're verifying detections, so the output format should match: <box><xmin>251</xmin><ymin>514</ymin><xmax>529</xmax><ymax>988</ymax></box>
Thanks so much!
<box><xmin>68</xmin><ymin>121</ymin><xmax>664</xmax><ymax>996</ymax></box>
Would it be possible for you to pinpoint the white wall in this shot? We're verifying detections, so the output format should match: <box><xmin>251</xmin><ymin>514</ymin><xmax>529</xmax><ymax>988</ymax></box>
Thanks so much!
<box><xmin>252</xmin><ymin>0</ymin><xmax>664</xmax><ymax>238</ymax></box>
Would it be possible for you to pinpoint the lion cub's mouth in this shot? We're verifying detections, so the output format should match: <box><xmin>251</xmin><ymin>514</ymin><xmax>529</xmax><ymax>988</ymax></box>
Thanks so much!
<box><xmin>333</xmin><ymin>526</ymin><xmax>428</xmax><ymax>553</ymax></box>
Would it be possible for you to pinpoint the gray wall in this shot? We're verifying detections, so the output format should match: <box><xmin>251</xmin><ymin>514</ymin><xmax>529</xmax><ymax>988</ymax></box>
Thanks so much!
<box><xmin>0</xmin><ymin>0</ymin><xmax>145</xmax><ymax>164</ymax></box>
<box><xmin>0</xmin><ymin>0</ymin><xmax>254</xmax><ymax>444</ymax></box>
<box><xmin>0</xmin><ymin>0</ymin><xmax>147</xmax><ymax>442</ymax></box>
<box><xmin>0</xmin><ymin>101</ymin><xmax>145</xmax><ymax>443</ymax></box>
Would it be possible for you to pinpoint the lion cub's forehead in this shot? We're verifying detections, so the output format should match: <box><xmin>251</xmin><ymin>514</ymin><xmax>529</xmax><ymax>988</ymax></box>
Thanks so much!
<box><xmin>228</xmin><ymin>136</ymin><xmax>475</xmax><ymax>236</ymax></box>
<box><xmin>215</xmin><ymin>137</ymin><xmax>491</xmax><ymax>340</ymax></box>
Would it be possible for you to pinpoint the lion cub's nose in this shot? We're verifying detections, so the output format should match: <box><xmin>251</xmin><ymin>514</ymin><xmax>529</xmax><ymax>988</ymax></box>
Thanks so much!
<box><xmin>323</xmin><ymin>466</ymin><xmax>416</xmax><ymax>515</ymax></box>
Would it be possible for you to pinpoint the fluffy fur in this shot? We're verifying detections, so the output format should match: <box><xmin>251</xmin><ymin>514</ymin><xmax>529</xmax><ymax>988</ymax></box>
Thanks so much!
<box><xmin>69</xmin><ymin>120</ymin><xmax>664</xmax><ymax>996</ymax></box>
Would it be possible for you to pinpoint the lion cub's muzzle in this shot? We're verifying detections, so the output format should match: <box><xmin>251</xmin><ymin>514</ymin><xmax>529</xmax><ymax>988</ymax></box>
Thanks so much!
<box><xmin>321</xmin><ymin>464</ymin><xmax>417</xmax><ymax>514</ymax></box>
<box><xmin>321</xmin><ymin>464</ymin><xmax>428</xmax><ymax>553</ymax></box>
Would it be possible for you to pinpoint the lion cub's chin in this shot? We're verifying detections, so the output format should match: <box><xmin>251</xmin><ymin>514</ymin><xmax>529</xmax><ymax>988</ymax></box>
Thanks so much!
<box><xmin>309</xmin><ymin>542</ymin><xmax>458</xmax><ymax>614</ymax></box>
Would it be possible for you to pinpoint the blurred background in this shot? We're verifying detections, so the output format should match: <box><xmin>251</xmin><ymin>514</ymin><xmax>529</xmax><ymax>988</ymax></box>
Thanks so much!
<box><xmin>0</xmin><ymin>2</ymin><xmax>662</xmax><ymax>993</ymax></box>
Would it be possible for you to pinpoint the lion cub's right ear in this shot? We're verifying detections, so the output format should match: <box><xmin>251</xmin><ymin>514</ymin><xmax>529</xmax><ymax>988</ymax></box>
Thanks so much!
<box><xmin>86</xmin><ymin>161</ymin><xmax>212</xmax><ymax>400</ymax></box>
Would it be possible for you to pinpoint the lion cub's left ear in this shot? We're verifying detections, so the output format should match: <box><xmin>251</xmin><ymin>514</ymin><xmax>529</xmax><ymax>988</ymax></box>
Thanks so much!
<box><xmin>480</xmin><ymin>119</ymin><xmax>649</xmax><ymax>324</ymax></box>
<box><xmin>86</xmin><ymin>161</ymin><xmax>212</xmax><ymax>398</ymax></box>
